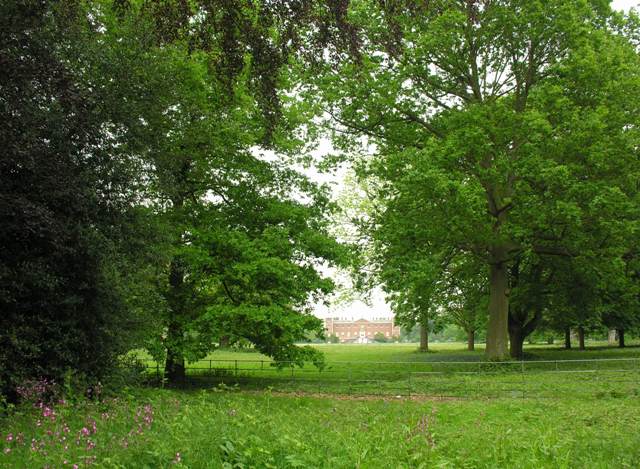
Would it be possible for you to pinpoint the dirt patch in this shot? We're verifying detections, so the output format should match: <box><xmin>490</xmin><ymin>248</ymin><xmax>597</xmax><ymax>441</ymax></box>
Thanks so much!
<box><xmin>243</xmin><ymin>390</ymin><xmax>462</xmax><ymax>402</ymax></box>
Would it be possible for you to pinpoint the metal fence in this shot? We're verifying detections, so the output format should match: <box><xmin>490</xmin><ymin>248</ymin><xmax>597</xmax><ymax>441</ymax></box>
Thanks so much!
<box><xmin>136</xmin><ymin>357</ymin><xmax>640</xmax><ymax>399</ymax></box>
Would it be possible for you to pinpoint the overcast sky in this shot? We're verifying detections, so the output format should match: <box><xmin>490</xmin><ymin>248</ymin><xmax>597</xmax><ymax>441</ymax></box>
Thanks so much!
<box><xmin>614</xmin><ymin>0</ymin><xmax>639</xmax><ymax>9</ymax></box>
<box><xmin>311</xmin><ymin>0</ymin><xmax>639</xmax><ymax>321</ymax></box>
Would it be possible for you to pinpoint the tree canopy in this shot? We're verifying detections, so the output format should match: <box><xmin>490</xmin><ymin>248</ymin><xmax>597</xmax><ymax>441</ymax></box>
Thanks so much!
<box><xmin>302</xmin><ymin>0</ymin><xmax>640</xmax><ymax>359</ymax></box>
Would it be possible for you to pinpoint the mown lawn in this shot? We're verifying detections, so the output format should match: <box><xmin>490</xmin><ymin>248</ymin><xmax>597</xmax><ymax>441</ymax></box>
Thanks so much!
<box><xmin>137</xmin><ymin>340</ymin><xmax>640</xmax><ymax>367</ymax></box>
<box><xmin>134</xmin><ymin>342</ymin><xmax>640</xmax><ymax>399</ymax></box>
<box><xmin>2</xmin><ymin>387</ymin><xmax>639</xmax><ymax>468</ymax></box>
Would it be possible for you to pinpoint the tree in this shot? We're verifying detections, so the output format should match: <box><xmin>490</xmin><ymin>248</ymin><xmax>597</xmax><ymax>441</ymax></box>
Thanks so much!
<box><xmin>373</xmin><ymin>332</ymin><xmax>388</xmax><ymax>343</ymax></box>
<box><xmin>304</xmin><ymin>0</ymin><xmax>640</xmax><ymax>359</ymax></box>
<box><xmin>0</xmin><ymin>1</ymin><xmax>165</xmax><ymax>400</ymax></box>
<box><xmin>442</xmin><ymin>258</ymin><xmax>488</xmax><ymax>352</ymax></box>
<box><xmin>93</xmin><ymin>1</ymin><xmax>348</xmax><ymax>382</ymax></box>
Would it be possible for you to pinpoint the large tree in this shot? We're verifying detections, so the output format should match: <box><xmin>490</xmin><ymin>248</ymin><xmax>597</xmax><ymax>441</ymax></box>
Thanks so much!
<box><xmin>92</xmin><ymin>1</ymin><xmax>348</xmax><ymax>382</ymax></box>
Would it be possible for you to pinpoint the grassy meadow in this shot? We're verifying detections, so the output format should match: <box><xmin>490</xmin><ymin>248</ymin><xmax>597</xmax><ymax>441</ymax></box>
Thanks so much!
<box><xmin>135</xmin><ymin>341</ymin><xmax>640</xmax><ymax>399</ymax></box>
<box><xmin>2</xmin><ymin>342</ymin><xmax>640</xmax><ymax>468</ymax></box>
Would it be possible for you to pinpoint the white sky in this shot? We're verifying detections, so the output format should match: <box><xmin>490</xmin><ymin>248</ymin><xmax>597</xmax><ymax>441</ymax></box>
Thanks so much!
<box><xmin>310</xmin><ymin>0</ymin><xmax>638</xmax><ymax>321</ymax></box>
<box><xmin>613</xmin><ymin>0</ymin><xmax>638</xmax><ymax>9</ymax></box>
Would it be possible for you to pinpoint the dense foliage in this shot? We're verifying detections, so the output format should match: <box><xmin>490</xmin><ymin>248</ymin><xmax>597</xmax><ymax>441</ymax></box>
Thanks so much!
<box><xmin>303</xmin><ymin>0</ymin><xmax>640</xmax><ymax>358</ymax></box>
<box><xmin>0</xmin><ymin>0</ymin><xmax>348</xmax><ymax>398</ymax></box>
<box><xmin>0</xmin><ymin>1</ymin><xmax>168</xmax><ymax>400</ymax></box>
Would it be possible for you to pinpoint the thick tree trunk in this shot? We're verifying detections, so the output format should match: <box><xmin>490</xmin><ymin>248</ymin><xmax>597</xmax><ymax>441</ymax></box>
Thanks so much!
<box><xmin>419</xmin><ymin>324</ymin><xmax>428</xmax><ymax>352</ymax></box>
<box><xmin>508</xmin><ymin>308</ymin><xmax>542</xmax><ymax>359</ymax></box>
<box><xmin>467</xmin><ymin>330</ymin><xmax>475</xmax><ymax>351</ymax></box>
<box><xmin>509</xmin><ymin>329</ymin><xmax>524</xmax><ymax>359</ymax></box>
<box><xmin>578</xmin><ymin>327</ymin><xmax>585</xmax><ymax>350</ymax></box>
<box><xmin>618</xmin><ymin>329</ymin><xmax>625</xmax><ymax>348</ymax></box>
<box><xmin>564</xmin><ymin>327</ymin><xmax>571</xmax><ymax>349</ymax></box>
<box><xmin>485</xmin><ymin>261</ymin><xmax>510</xmax><ymax>360</ymax></box>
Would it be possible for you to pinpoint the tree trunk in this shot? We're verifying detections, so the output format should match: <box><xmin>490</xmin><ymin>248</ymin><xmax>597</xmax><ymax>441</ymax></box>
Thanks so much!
<box><xmin>508</xmin><ymin>308</ymin><xmax>543</xmax><ymax>359</ymax></box>
<box><xmin>485</xmin><ymin>261</ymin><xmax>510</xmax><ymax>360</ymax></box>
<box><xmin>164</xmin><ymin>255</ymin><xmax>186</xmax><ymax>384</ymax></box>
<box><xmin>419</xmin><ymin>324</ymin><xmax>428</xmax><ymax>352</ymax></box>
<box><xmin>578</xmin><ymin>327</ymin><xmax>585</xmax><ymax>350</ymax></box>
<box><xmin>564</xmin><ymin>327</ymin><xmax>571</xmax><ymax>349</ymax></box>
<box><xmin>164</xmin><ymin>327</ymin><xmax>185</xmax><ymax>383</ymax></box>
<box><xmin>618</xmin><ymin>329</ymin><xmax>625</xmax><ymax>348</ymax></box>
<box><xmin>509</xmin><ymin>328</ymin><xmax>524</xmax><ymax>359</ymax></box>
<box><xmin>467</xmin><ymin>329</ymin><xmax>475</xmax><ymax>351</ymax></box>
<box><xmin>219</xmin><ymin>335</ymin><xmax>230</xmax><ymax>348</ymax></box>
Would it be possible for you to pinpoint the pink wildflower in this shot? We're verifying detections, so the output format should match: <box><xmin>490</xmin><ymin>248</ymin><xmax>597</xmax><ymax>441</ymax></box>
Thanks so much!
<box><xmin>172</xmin><ymin>452</ymin><xmax>182</xmax><ymax>464</ymax></box>
<box><xmin>3</xmin><ymin>448</ymin><xmax>10</xmax><ymax>454</ymax></box>
<box><xmin>5</xmin><ymin>434</ymin><xmax>12</xmax><ymax>442</ymax></box>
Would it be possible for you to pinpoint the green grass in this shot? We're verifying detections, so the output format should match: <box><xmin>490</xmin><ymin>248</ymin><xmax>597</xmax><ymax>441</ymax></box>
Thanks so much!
<box><xmin>135</xmin><ymin>342</ymin><xmax>640</xmax><ymax>399</ymax></box>
<box><xmin>2</xmin><ymin>387</ymin><xmax>640</xmax><ymax>468</ymax></box>
<box><xmin>3</xmin><ymin>344</ymin><xmax>640</xmax><ymax>467</ymax></box>
<box><xmin>137</xmin><ymin>340</ymin><xmax>640</xmax><ymax>366</ymax></box>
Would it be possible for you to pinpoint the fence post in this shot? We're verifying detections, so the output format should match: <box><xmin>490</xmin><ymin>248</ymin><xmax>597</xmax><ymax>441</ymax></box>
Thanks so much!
<box><xmin>348</xmin><ymin>365</ymin><xmax>352</xmax><ymax>395</ymax></box>
<box><xmin>234</xmin><ymin>360</ymin><xmax>238</xmax><ymax>378</ymax></box>
<box><xmin>407</xmin><ymin>371</ymin><xmax>412</xmax><ymax>397</ymax></box>
<box><xmin>521</xmin><ymin>361</ymin><xmax>525</xmax><ymax>399</ymax></box>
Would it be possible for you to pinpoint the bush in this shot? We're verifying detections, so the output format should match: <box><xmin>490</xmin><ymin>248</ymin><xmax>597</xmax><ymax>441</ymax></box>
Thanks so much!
<box><xmin>373</xmin><ymin>333</ymin><xmax>388</xmax><ymax>343</ymax></box>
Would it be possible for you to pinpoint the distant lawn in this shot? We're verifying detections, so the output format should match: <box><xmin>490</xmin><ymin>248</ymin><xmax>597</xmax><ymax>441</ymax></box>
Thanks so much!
<box><xmin>132</xmin><ymin>342</ymin><xmax>640</xmax><ymax>399</ymax></box>
<box><xmin>135</xmin><ymin>340</ymin><xmax>640</xmax><ymax>367</ymax></box>
<box><xmin>305</xmin><ymin>341</ymin><xmax>640</xmax><ymax>362</ymax></box>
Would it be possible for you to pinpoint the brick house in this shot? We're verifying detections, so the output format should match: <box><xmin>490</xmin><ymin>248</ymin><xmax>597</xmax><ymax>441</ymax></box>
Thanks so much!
<box><xmin>324</xmin><ymin>317</ymin><xmax>400</xmax><ymax>343</ymax></box>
